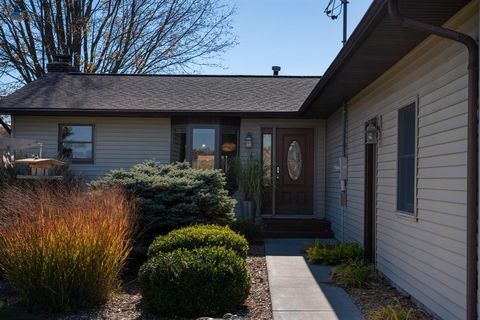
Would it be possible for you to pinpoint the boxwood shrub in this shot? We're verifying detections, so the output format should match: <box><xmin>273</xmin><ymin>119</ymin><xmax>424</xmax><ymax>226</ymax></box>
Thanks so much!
<box><xmin>139</xmin><ymin>247</ymin><xmax>250</xmax><ymax>317</ymax></box>
<box><xmin>148</xmin><ymin>224</ymin><xmax>249</xmax><ymax>259</ymax></box>
<box><xmin>91</xmin><ymin>161</ymin><xmax>236</xmax><ymax>242</ymax></box>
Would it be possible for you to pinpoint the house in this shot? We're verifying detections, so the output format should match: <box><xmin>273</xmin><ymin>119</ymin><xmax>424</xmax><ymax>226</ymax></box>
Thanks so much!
<box><xmin>301</xmin><ymin>0</ymin><xmax>478</xmax><ymax>319</ymax></box>
<box><xmin>0</xmin><ymin>0</ymin><xmax>478</xmax><ymax>319</ymax></box>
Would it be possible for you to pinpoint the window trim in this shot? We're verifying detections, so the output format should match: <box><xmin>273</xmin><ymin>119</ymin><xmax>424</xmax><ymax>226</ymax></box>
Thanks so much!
<box><xmin>170</xmin><ymin>123</ymin><xmax>240</xmax><ymax>169</ymax></box>
<box><xmin>58</xmin><ymin>124</ymin><xmax>95</xmax><ymax>164</ymax></box>
<box><xmin>395</xmin><ymin>99</ymin><xmax>418</xmax><ymax>218</ymax></box>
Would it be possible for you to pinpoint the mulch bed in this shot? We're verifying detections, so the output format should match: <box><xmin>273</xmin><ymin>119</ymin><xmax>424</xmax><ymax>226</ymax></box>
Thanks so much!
<box><xmin>338</xmin><ymin>271</ymin><xmax>436</xmax><ymax>320</ymax></box>
<box><xmin>0</xmin><ymin>244</ymin><xmax>273</xmax><ymax>320</ymax></box>
<box><xmin>243</xmin><ymin>244</ymin><xmax>273</xmax><ymax>320</ymax></box>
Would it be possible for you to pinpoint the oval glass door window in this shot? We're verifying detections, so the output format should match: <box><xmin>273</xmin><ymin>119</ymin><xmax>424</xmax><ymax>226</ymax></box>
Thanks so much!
<box><xmin>287</xmin><ymin>140</ymin><xmax>302</xmax><ymax>180</ymax></box>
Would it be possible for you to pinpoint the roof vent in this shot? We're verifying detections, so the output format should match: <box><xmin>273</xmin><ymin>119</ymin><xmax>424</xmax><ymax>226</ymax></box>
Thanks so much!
<box><xmin>47</xmin><ymin>54</ymin><xmax>77</xmax><ymax>73</ymax></box>
<box><xmin>272</xmin><ymin>66</ymin><xmax>281</xmax><ymax>76</ymax></box>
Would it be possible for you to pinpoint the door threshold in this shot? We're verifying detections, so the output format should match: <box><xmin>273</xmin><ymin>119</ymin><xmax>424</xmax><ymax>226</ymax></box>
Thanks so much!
<box><xmin>262</xmin><ymin>215</ymin><xmax>321</xmax><ymax>219</ymax></box>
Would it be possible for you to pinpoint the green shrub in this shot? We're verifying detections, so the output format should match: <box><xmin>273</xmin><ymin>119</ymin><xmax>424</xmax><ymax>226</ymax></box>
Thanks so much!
<box><xmin>369</xmin><ymin>304</ymin><xmax>414</xmax><ymax>320</ymax></box>
<box><xmin>139</xmin><ymin>247</ymin><xmax>250</xmax><ymax>317</ymax></box>
<box><xmin>0</xmin><ymin>185</ymin><xmax>135</xmax><ymax>312</ymax></box>
<box><xmin>148</xmin><ymin>224</ymin><xmax>249</xmax><ymax>259</ymax></box>
<box><xmin>230</xmin><ymin>218</ymin><xmax>262</xmax><ymax>244</ymax></box>
<box><xmin>306</xmin><ymin>242</ymin><xmax>364</xmax><ymax>265</ymax></box>
<box><xmin>91</xmin><ymin>161</ymin><xmax>236</xmax><ymax>241</ymax></box>
<box><xmin>331</xmin><ymin>259</ymin><xmax>373</xmax><ymax>288</ymax></box>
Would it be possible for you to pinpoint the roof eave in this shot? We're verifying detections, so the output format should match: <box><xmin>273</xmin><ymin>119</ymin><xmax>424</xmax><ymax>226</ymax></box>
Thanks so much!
<box><xmin>3</xmin><ymin>108</ymin><xmax>313</xmax><ymax>119</ymax></box>
<box><xmin>299</xmin><ymin>0</ymin><xmax>387</xmax><ymax>116</ymax></box>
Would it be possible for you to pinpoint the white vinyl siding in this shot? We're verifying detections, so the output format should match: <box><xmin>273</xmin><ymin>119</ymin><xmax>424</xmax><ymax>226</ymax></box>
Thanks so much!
<box><xmin>239</xmin><ymin>118</ymin><xmax>326</xmax><ymax>217</ymax></box>
<box><xmin>325</xmin><ymin>2</ymin><xmax>477</xmax><ymax>319</ymax></box>
<box><xmin>326</xmin><ymin>108</ymin><xmax>355</xmax><ymax>241</ymax></box>
<box><xmin>12</xmin><ymin>116</ymin><xmax>171</xmax><ymax>180</ymax></box>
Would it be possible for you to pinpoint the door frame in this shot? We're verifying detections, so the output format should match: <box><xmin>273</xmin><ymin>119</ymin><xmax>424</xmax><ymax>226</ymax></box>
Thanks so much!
<box><xmin>259</xmin><ymin>127</ymin><xmax>316</xmax><ymax>216</ymax></box>
<box><xmin>364</xmin><ymin>118</ymin><xmax>378</xmax><ymax>263</ymax></box>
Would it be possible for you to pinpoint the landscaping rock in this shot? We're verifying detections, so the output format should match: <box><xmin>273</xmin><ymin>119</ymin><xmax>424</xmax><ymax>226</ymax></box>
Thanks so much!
<box><xmin>340</xmin><ymin>272</ymin><xmax>434</xmax><ymax>319</ymax></box>
<box><xmin>196</xmin><ymin>313</ymin><xmax>244</xmax><ymax>320</ymax></box>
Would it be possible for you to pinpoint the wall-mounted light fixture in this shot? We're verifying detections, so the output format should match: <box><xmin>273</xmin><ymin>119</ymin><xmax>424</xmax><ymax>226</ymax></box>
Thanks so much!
<box><xmin>365</xmin><ymin>117</ymin><xmax>381</xmax><ymax>145</ymax></box>
<box><xmin>244</xmin><ymin>133</ymin><xmax>253</xmax><ymax>149</ymax></box>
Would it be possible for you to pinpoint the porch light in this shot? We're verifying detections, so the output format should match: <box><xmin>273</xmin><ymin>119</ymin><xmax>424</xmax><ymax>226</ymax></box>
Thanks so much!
<box><xmin>244</xmin><ymin>133</ymin><xmax>253</xmax><ymax>149</ymax></box>
<box><xmin>365</xmin><ymin>122</ymin><xmax>379</xmax><ymax>144</ymax></box>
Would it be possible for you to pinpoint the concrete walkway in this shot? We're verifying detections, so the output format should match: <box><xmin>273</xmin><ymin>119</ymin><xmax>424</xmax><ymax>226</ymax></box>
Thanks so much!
<box><xmin>265</xmin><ymin>239</ymin><xmax>363</xmax><ymax>320</ymax></box>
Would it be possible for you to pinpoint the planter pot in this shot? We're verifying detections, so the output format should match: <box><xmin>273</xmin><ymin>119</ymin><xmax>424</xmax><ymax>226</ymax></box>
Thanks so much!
<box><xmin>241</xmin><ymin>200</ymin><xmax>256</xmax><ymax>221</ymax></box>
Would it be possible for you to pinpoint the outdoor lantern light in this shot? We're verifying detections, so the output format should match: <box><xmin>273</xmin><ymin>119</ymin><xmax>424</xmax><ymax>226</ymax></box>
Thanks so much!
<box><xmin>365</xmin><ymin>122</ymin><xmax>379</xmax><ymax>144</ymax></box>
<box><xmin>244</xmin><ymin>133</ymin><xmax>253</xmax><ymax>149</ymax></box>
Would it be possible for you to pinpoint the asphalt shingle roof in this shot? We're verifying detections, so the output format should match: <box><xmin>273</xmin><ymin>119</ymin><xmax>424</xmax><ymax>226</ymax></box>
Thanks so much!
<box><xmin>0</xmin><ymin>73</ymin><xmax>320</xmax><ymax>114</ymax></box>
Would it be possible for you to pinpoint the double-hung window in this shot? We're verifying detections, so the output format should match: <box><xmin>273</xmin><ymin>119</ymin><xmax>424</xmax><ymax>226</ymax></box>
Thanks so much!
<box><xmin>397</xmin><ymin>103</ymin><xmax>416</xmax><ymax>214</ymax></box>
<box><xmin>59</xmin><ymin>124</ymin><xmax>94</xmax><ymax>163</ymax></box>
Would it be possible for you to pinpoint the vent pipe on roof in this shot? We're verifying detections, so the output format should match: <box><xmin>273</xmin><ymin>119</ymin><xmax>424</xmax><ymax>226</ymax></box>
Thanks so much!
<box><xmin>387</xmin><ymin>1</ymin><xmax>479</xmax><ymax>319</ymax></box>
<box><xmin>272</xmin><ymin>66</ymin><xmax>281</xmax><ymax>76</ymax></box>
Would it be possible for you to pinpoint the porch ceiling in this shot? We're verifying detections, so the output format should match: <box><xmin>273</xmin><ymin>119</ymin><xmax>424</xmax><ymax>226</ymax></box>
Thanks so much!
<box><xmin>300</xmin><ymin>0</ymin><xmax>471</xmax><ymax>118</ymax></box>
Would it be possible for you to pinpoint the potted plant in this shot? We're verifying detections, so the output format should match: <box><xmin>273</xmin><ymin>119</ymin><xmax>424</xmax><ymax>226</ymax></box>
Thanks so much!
<box><xmin>233</xmin><ymin>154</ymin><xmax>263</xmax><ymax>223</ymax></box>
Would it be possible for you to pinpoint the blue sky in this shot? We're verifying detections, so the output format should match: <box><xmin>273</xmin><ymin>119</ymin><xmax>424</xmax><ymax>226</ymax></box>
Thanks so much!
<box><xmin>202</xmin><ymin>0</ymin><xmax>372</xmax><ymax>76</ymax></box>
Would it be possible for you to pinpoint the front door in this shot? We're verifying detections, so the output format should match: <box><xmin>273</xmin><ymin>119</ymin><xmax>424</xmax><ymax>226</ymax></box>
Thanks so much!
<box><xmin>275</xmin><ymin>128</ymin><xmax>314</xmax><ymax>215</ymax></box>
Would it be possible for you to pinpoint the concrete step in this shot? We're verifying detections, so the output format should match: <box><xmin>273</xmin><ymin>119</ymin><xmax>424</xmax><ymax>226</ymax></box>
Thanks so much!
<box><xmin>261</xmin><ymin>217</ymin><xmax>334</xmax><ymax>238</ymax></box>
<box><xmin>262</xmin><ymin>230</ymin><xmax>335</xmax><ymax>239</ymax></box>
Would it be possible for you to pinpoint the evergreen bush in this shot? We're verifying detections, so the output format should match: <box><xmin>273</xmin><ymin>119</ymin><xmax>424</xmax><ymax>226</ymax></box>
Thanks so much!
<box><xmin>91</xmin><ymin>161</ymin><xmax>236</xmax><ymax>241</ymax></box>
<box><xmin>148</xmin><ymin>224</ymin><xmax>249</xmax><ymax>258</ymax></box>
<box><xmin>139</xmin><ymin>247</ymin><xmax>250</xmax><ymax>317</ymax></box>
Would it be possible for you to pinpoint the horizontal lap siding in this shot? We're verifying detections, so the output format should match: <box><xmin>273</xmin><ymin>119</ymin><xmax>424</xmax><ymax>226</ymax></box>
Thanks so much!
<box><xmin>239</xmin><ymin>118</ymin><xmax>326</xmax><ymax>217</ymax></box>
<box><xmin>325</xmin><ymin>108</ymin><xmax>343</xmax><ymax>239</ymax></box>
<box><xmin>12</xmin><ymin>116</ymin><xmax>171</xmax><ymax>180</ymax></box>
<box><xmin>324</xmin><ymin>3</ymin><xmax>477</xmax><ymax>319</ymax></box>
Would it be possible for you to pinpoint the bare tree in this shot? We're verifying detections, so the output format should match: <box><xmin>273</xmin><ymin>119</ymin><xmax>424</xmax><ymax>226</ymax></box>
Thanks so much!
<box><xmin>0</xmin><ymin>0</ymin><xmax>237</xmax><ymax>85</ymax></box>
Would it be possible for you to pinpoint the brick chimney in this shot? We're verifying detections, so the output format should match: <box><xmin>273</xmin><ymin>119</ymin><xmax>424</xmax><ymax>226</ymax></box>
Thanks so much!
<box><xmin>47</xmin><ymin>54</ymin><xmax>78</xmax><ymax>73</ymax></box>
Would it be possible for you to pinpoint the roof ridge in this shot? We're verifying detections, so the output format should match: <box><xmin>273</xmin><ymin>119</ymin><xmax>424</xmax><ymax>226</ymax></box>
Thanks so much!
<box><xmin>65</xmin><ymin>72</ymin><xmax>322</xmax><ymax>79</ymax></box>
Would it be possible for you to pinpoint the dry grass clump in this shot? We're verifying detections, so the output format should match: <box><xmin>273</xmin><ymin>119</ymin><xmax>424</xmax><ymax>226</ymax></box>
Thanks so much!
<box><xmin>369</xmin><ymin>303</ymin><xmax>415</xmax><ymax>320</ymax></box>
<box><xmin>0</xmin><ymin>184</ymin><xmax>135</xmax><ymax>313</ymax></box>
<box><xmin>331</xmin><ymin>259</ymin><xmax>373</xmax><ymax>288</ymax></box>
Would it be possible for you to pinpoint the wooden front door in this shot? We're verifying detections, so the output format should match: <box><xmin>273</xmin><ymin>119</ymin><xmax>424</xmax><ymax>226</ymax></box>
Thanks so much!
<box><xmin>275</xmin><ymin>128</ymin><xmax>314</xmax><ymax>215</ymax></box>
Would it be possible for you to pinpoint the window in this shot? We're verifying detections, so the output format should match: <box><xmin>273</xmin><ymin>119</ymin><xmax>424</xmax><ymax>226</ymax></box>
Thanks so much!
<box><xmin>221</xmin><ymin>128</ymin><xmax>238</xmax><ymax>193</ymax></box>
<box><xmin>192</xmin><ymin>128</ymin><xmax>216</xmax><ymax>170</ymax></box>
<box><xmin>59</xmin><ymin>124</ymin><xmax>94</xmax><ymax>163</ymax></box>
<box><xmin>220</xmin><ymin>128</ymin><xmax>238</xmax><ymax>172</ymax></box>
<box><xmin>397</xmin><ymin>103</ymin><xmax>416</xmax><ymax>213</ymax></box>
<box><xmin>261</xmin><ymin>128</ymin><xmax>273</xmax><ymax>214</ymax></box>
<box><xmin>172</xmin><ymin>127</ymin><xmax>187</xmax><ymax>162</ymax></box>
<box><xmin>171</xmin><ymin>123</ymin><xmax>239</xmax><ymax>171</ymax></box>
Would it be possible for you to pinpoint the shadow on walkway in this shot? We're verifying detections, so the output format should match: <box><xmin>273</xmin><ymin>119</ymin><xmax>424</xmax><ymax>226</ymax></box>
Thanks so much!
<box><xmin>265</xmin><ymin>238</ymin><xmax>363</xmax><ymax>320</ymax></box>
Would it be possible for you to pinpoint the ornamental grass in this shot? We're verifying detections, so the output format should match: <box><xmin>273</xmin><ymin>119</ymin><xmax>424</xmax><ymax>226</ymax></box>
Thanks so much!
<box><xmin>0</xmin><ymin>184</ymin><xmax>136</xmax><ymax>313</ymax></box>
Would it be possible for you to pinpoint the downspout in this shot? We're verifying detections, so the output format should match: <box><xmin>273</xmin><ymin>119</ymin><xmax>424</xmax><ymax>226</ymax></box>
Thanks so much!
<box><xmin>387</xmin><ymin>1</ymin><xmax>479</xmax><ymax>320</ymax></box>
